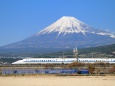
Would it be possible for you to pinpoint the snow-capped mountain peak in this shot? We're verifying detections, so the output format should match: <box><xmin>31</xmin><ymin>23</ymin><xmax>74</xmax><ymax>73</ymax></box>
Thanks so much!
<box><xmin>36</xmin><ymin>16</ymin><xmax>115</xmax><ymax>38</ymax></box>
<box><xmin>37</xmin><ymin>16</ymin><xmax>90</xmax><ymax>36</ymax></box>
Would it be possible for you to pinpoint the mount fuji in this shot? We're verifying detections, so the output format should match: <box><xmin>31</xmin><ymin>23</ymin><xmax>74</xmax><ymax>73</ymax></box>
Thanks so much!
<box><xmin>1</xmin><ymin>16</ymin><xmax>115</xmax><ymax>53</ymax></box>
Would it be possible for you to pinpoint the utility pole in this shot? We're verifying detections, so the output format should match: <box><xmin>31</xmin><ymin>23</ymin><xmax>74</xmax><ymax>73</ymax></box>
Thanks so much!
<box><xmin>62</xmin><ymin>51</ymin><xmax>65</xmax><ymax>64</ymax></box>
<box><xmin>73</xmin><ymin>47</ymin><xmax>79</xmax><ymax>62</ymax></box>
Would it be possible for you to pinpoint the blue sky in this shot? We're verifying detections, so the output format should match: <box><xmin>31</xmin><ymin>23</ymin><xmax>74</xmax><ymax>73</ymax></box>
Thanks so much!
<box><xmin>0</xmin><ymin>0</ymin><xmax>115</xmax><ymax>46</ymax></box>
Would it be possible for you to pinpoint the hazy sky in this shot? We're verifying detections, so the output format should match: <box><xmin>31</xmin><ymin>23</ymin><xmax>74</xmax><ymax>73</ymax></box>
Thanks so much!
<box><xmin>0</xmin><ymin>0</ymin><xmax>115</xmax><ymax>46</ymax></box>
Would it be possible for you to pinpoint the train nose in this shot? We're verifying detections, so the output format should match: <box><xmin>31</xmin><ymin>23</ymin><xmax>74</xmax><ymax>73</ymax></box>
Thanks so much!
<box><xmin>12</xmin><ymin>60</ymin><xmax>25</xmax><ymax>64</ymax></box>
<box><xmin>12</xmin><ymin>62</ymin><xmax>18</xmax><ymax>64</ymax></box>
<box><xmin>12</xmin><ymin>60</ymin><xmax>22</xmax><ymax>64</ymax></box>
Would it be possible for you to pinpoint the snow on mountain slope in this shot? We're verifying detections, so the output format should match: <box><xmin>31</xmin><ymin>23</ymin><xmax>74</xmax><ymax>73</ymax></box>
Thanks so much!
<box><xmin>36</xmin><ymin>16</ymin><xmax>115</xmax><ymax>38</ymax></box>
<box><xmin>37</xmin><ymin>16</ymin><xmax>90</xmax><ymax>36</ymax></box>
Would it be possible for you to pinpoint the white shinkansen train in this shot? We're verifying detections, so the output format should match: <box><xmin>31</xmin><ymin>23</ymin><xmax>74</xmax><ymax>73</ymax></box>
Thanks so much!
<box><xmin>12</xmin><ymin>58</ymin><xmax>115</xmax><ymax>64</ymax></box>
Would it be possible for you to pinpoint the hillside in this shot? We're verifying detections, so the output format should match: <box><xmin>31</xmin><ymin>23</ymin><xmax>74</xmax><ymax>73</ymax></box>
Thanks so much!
<box><xmin>42</xmin><ymin>44</ymin><xmax>115</xmax><ymax>58</ymax></box>
<box><xmin>0</xmin><ymin>43</ymin><xmax>115</xmax><ymax>58</ymax></box>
